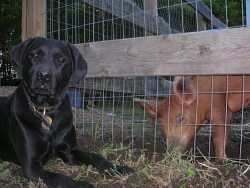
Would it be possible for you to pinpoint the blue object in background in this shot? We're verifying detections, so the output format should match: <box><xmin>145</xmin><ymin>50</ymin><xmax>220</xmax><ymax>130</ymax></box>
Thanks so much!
<box><xmin>67</xmin><ymin>88</ymin><xmax>83</xmax><ymax>109</ymax></box>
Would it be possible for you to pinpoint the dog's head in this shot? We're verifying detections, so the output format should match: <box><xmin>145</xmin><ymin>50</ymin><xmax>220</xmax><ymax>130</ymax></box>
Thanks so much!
<box><xmin>10</xmin><ymin>37</ymin><xmax>87</xmax><ymax>106</ymax></box>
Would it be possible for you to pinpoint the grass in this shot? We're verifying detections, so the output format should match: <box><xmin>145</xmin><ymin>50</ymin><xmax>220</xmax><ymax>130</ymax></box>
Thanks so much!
<box><xmin>1</xmin><ymin>142</ymin><xmax>249</xmax><ymax>188</ymax></box>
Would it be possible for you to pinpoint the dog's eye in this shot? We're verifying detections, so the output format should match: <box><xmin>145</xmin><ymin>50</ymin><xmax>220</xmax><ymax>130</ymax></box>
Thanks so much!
<box><xmin>31</xmin><ymin>53</ymin><xmax>40</xmax><ymax>59</ymax></box>
<box><xmin>57</xmin><ymin>57</ymin><xmax>65</xmax><ymax>63</ymax></box>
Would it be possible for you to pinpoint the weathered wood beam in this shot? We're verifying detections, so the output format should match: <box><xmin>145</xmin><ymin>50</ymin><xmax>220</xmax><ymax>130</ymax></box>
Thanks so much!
<box><xmin>73</xmin><ymin>77</ymin><xmax>172</xmax><ymax>96</ymax></box>
<box><xmin>82</xmin><ymin>0</ymin><xmax>172</xmax><ymax>35</ymax></box>
<box><xmin>75</xmin><ymin>27</ymin><xmax>250</xmax><ymax>77</ymax></box>
<box><xmin>22</xmin><ymin>0</ymin><xmax>47</xmax><ymax>41</ymax></box>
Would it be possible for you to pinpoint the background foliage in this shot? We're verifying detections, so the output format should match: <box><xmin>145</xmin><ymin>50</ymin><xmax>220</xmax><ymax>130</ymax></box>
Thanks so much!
<box><xmin>0</xmin><ymin>0</ymin><xmax>21</xmax><ymax>85</ymax></box>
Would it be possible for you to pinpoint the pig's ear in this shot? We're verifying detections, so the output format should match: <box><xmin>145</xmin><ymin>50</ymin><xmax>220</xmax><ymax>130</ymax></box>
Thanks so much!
<box><xmin>173</xmin><ymin>76</ymin><xmax>196</xmax><ymax>105</ymax></box>
<box><xmin>134</xmin><ymin>98</ymin><xmax>159</xmax><ymax>117</ymax></box>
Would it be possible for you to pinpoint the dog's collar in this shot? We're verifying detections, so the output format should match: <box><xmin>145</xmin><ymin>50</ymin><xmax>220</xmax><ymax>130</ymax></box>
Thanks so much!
<box><xmin>23</xmin><ymin>85</ymin><xmax>63</xmax><ymax>130</ymax></box>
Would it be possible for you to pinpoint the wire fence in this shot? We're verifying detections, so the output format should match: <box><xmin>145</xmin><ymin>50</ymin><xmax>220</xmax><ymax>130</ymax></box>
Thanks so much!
<box><xmin>46</xmin><ymin>0</ymin><xmax>249</xmax><ymax>161</ymax></box>
<box><xmin>46</xmin><ymin>0</ymin><xmax>246</xmax><ymax>43</ymax></box>
<box><xmin>67</xmin><ymin>75</ymin><xmax>250</xmax><ymax>161</ymax></box>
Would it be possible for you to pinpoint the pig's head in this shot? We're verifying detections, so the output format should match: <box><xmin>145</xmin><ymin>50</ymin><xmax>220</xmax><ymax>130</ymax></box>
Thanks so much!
<box><xmin>135</xmin><ymin>76</ymin><xmax>205</xmax><ymax>149</ymax></box>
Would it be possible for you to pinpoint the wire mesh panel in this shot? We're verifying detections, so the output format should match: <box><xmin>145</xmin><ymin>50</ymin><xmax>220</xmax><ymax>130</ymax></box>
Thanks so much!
<box><xmin>46</xmin><ymin>0</ymin><xmax>246</xmax><ymax>43</ymax></box>
<box><xmin>45</xmin><ymin>0</ymin><xmax>249</xmax><ymax>161</ymax></box>
<box><xmin>68</xmin><ymin>75</ymin><xmax>250</xmax><ymax>161</ymax></box>
<box><xmin>69</xmin><ymin>77</ymin><xmax>172</xmax><ymax>150</ymax></box>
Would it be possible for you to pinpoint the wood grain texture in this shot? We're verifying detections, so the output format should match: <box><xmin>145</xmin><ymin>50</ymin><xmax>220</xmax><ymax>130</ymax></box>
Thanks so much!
<box><xmin>22</xmin><ymin>0</ymin><xmax>46</xmax><ymax>41</ymax></box>
<box><xmin>75</xmin><ymin>27</ymin><xmax>250</xmax><ymax>77</ymax></box>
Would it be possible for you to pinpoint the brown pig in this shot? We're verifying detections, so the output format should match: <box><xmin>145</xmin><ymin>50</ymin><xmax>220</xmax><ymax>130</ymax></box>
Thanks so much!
<box><xmin>135</xmin><ymin>76</ymin><xmax>250</xmax><ymax>161</ymax></box>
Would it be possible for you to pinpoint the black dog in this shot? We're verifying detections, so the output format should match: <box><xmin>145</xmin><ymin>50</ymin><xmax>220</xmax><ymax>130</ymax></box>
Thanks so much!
<box><xmin>0</xmin><ymin>37</ymin><xmax>133</xmax><ymax>188</ymax></box>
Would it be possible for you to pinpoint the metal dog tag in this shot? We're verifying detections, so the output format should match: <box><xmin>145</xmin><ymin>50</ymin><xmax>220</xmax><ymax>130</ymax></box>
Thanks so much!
<box><xmin>41</xmin><ymin>116</ymin><xmax>52</xmax><ymax>130</ymax></box>
<box><xmin>41</xmin><ymin>109</ymin><xmax>52</xmax><ymax>131</ymax></box>
<box><xmin>41</xmin><ymin>122</ymin><xmax>50</xmax><ymax>131</ymax></box>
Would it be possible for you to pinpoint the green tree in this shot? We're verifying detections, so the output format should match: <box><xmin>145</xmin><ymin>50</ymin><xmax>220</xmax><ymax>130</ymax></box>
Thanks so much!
<box><xmin>0</xmin><ymin>0</ymin><xmax>22</xmax><ymax>85</ymax></box>
<box><xmin>203</xmin><ymin>0</ymin><xmax>246</xmax><ymax>27</ymax></box>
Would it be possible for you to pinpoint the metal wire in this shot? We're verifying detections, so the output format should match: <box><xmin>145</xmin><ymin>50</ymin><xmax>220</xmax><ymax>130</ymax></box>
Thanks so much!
<box><xmin>45</xmin><ymin>0</ymin><xmax>249</xmax><ymax>161</ymax></box>
<box><xmin>67</xmin><ymin>75</ymin><xmax>250</xmax><ymax>162</ymax></box>
<box><xmin>46</xmin><ymin>0</ymin><xmax>246</xmax><ymax>42</ymax></box>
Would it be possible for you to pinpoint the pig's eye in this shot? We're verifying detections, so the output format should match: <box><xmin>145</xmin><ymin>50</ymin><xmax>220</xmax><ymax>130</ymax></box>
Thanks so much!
<box><xmin>176</xmin><ymin>115</ymin><xmax>185</xmax><ymax>125</ymax></box>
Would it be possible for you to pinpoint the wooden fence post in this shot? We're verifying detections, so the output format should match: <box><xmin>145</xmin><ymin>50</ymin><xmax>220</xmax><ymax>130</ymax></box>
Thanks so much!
<box><xmin>197</xmin><ymin>13</ymin><xmax>207</xmax><ymax>31</ymax></box>
<box><xmin>144</xmin><ymin>0</ymin><xmax>158</xmax><ymax>36</ymax></box>
<box><xmin>22</xmin><ymin>0</ymin><xmax>47</xmax><ymax>41</ymax></box>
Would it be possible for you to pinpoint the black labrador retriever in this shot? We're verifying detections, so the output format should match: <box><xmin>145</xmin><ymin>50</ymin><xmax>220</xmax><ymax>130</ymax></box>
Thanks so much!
<box><xmin>0</xmin><ymin>37</ymin><xmax>133</xmax><ymax>188</ymax></box>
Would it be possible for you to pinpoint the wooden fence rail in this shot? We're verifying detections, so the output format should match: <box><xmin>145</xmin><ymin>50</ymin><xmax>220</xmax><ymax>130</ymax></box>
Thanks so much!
<box><xmin>76</xmin><ymin>27</ymin><xmax>250</xmax><ymax>78</ymax></box>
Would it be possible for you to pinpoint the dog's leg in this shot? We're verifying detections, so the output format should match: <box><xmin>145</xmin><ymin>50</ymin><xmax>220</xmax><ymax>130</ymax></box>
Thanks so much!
<box><xmin>11</xmin><ymin>122</ymin><xmax>95</xmax><ymax>188</ymax></box>
<box><xmin>22</xmin><ymin>161</ymin><xmax>95</xmax><ymax>188</ymax></box>
<box><xmin>58</xmin><ymin>149</ymin><xmax>134</xmax><ymax>176</ymax></box>
<box><xmin>55</xmin><ymin>124</ymin><xmax>134</xmax><ymax>176</ymax></box>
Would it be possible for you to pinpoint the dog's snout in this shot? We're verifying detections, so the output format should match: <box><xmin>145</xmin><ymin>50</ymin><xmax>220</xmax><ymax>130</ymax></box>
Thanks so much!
<box><xmin>38</xmin><ymin>71</ymin><xmax>51</xmax><ymax>83</ymax></box>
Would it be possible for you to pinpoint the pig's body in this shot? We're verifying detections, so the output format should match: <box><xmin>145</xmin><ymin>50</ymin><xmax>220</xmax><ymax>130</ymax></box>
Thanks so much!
<box><xmin>135</xmin><ymin>76</ymin><xmax>250</xmax><ymax>161</ymax></box>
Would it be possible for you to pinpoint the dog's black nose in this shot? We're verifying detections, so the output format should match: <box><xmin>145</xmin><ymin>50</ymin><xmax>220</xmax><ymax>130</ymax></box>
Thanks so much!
<box><xmin>38</xmin><ymin>71</ymin><xmax>51</xmax><ymax>83</ymax></box>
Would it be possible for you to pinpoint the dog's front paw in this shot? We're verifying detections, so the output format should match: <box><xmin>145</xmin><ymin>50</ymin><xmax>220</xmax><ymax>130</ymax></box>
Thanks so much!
<box><xmin>104</xmin><ymin>165</ymin><xmax>135</xmax><ymax>177</ymax></box>
<box><xmin>116</xmin><ymin>165</ymin><xmax>135</xmax><ymax>175</ymax></box>
<box><xmin>66</xmin><ymin>180</ymin><xmax>95</xmax><ymax>188</ymax></box>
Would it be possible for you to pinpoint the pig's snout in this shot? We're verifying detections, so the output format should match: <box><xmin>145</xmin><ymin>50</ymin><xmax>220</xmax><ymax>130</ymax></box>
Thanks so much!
<box><xmin>165</xmin><ymin>135</ymin><xmax>190</xmax><ymax>150</ymax></box>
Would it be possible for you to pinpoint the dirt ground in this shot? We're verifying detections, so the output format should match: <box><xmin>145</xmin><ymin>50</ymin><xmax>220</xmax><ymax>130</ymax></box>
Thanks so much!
<box><xmin>0</xmin><ymin>131</ymin><xmax>249</xmax><ymax>188</ymax></box>
<box><xmin>0</xmin><ymin>87</ymin><xmax>250</xmax><ymax>187</ymax></box>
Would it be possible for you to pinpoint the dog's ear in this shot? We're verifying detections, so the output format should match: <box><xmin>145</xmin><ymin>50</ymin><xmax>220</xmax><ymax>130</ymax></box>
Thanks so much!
<box><xmin>10</xmin><ymin>37</ymin><xmax>39</xmax><ymax>78</ymax></box>
<box><xmin>67</xmin><ymin>42</ymin><xmax>87</xmax><ymax>80</ymax></box>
